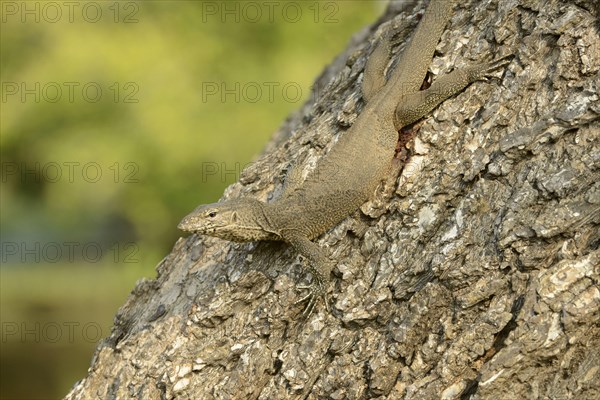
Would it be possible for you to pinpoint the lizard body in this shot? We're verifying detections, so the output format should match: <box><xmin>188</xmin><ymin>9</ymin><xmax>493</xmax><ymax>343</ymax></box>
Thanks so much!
<box><xmin>179</xmin><ymin>0</ymin><xmax>512</xmax><ymax>314</ymax></box>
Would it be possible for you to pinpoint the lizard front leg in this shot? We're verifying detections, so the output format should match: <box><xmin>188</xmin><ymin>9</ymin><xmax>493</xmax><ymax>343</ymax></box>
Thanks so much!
<box><xmin>282</xmin><ymin>231</ymin><xmax>333</xmax><ymax>316</ymax></box>
<box><xmin>395</xmin><ymin>55</ymin><xmax>513</xmax><ymax>128</ymax></box>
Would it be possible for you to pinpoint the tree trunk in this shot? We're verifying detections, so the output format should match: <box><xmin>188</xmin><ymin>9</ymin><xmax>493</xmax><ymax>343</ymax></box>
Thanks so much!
<box><xmin>66</xmin><ymin>0</ymin><xmax>600</xmax><ymax>398</ymax></box>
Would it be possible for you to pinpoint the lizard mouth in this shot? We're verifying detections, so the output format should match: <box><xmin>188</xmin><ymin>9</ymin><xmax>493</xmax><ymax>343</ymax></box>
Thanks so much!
<box><xmin>177</xmin><ymin>219</ymin><xmax>225</xmax><ymax>234</ymax></box>
<box><xmin>177</xmin><ymin>220</ymin><xmax>195</xmax><ymax>232</ymax></box>
<box><xmin>177</xmin><ymin>220</ymin><xmax>211</xmax><ymax>233</ymax></box>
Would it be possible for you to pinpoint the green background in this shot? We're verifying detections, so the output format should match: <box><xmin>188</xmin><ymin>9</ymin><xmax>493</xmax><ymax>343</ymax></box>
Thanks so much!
<box><xmin>0</xmin><ymin>1</ymin><xmax>382</xmax><ymax>398</ymax></box>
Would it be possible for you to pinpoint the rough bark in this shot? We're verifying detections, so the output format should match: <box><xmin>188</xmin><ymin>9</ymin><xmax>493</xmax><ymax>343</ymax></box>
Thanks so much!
<box><xmin>66</xmin><ymin>0</ymin><xmax>599</xmax><ymax>399</ymax></box>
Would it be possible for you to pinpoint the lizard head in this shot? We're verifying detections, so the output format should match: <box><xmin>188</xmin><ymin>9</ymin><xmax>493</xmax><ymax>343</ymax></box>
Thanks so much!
<box><xmin>178</xmin><ymin>198</ymin><xmax>272</xmax><ymax>242</ymax></box>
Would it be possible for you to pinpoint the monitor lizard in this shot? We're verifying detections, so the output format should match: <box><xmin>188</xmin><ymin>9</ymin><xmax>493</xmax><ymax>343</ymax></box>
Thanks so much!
<box><xmin>178</xmin><ymin>0</ymin><xmax>512</xmax><ymax>315</ymax></box>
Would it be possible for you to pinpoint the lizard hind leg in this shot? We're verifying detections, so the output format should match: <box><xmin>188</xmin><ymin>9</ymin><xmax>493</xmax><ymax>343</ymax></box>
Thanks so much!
<box><xmin>394</xmin><ymin>54</ymin><xmax>513</xmax><ymax>128</ymax></box>
<box><xmin>280</xmin><ymin>163</ymin><xmax>305</xmax><ymax>199</ymax></box>
<box><xmin>464</xmin><ymin>54</ymin><xmax>514</xmax><ymax>82</ymax></box>
<box><xmin>362</xmin><ymin>30</ymin><xmax>392</xmax><ymax>102</ymax></box>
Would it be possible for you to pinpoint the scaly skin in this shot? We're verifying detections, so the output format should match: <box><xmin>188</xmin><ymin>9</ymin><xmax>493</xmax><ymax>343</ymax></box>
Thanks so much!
<box><xmin>178</xmin><ymin>0</ymin><xmax>512</xmax><ymax>315</ymax></box>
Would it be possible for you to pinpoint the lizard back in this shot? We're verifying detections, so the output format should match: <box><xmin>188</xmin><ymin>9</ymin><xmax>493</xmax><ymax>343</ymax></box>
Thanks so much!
<box><xmin>266</xmin><ymin>96</ymin><xmax>399</xmax><ymax>240</ymax></box>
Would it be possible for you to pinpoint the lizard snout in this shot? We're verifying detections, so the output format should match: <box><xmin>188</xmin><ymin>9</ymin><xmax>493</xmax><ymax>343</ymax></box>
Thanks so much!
<box><xmin>177</xmin><ymin>215</ymin><xmax>197</xmax><ymax>232</ymax></box>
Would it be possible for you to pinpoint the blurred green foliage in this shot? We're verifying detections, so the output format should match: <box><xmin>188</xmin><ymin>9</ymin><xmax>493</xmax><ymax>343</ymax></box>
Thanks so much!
<box><xmin>1</xmin><ymin>1</ymin><xmax>382</xmax><ymax>398</ymax></box>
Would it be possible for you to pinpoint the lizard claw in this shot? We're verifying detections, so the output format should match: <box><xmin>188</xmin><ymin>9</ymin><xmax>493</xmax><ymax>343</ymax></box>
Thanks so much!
<box><xmin>469</xmin><ymin>54</ymin><xmax>514</xmax><ymax>82</ymax></box>
<box><xmin>295</xmin><ymin>281</ymin><xmax>329</xmax><ymax>317</ymax></box>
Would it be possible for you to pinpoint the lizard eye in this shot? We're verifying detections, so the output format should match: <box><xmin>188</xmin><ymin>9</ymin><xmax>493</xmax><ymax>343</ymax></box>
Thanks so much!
<box><xmin>207</xmin><ymin>211</ymin><xmax>217</xmax><ymax>218</ymax></box>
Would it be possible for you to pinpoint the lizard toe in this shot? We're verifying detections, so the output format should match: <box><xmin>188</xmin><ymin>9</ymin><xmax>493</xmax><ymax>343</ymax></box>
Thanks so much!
<box><xmin>294</xmin><ymin>281</ymin><xmax>328</xmax><ymax>317</ymax></box>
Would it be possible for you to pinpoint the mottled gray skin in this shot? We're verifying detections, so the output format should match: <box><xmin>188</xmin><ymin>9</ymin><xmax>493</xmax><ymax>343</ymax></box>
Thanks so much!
<box><xmin>179</xmin><ymin>0</ymin><xmax>512</xmax><ymax>314</ymax></box>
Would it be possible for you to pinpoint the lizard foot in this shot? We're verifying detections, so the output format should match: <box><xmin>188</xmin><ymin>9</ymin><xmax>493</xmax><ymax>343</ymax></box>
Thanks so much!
<box><xmin>295</xmin><ymin>281</ymin><xmax>330</xmax><ymax>317</ymax></box>
<box><xmin>469</xmin><ymin>54</ymin><xmax>514</xmax><ymax>82</ymax></box>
